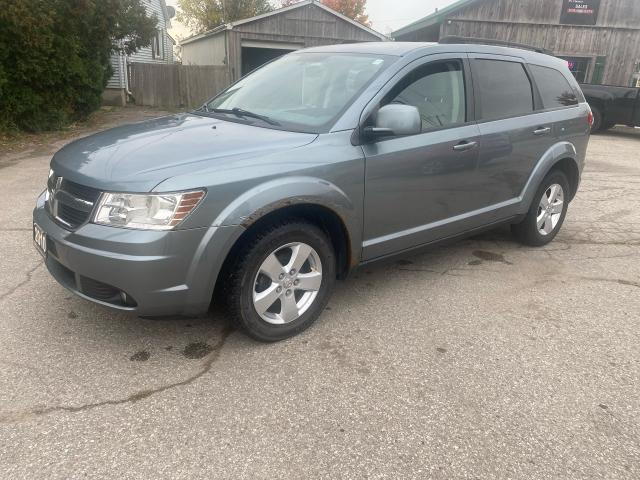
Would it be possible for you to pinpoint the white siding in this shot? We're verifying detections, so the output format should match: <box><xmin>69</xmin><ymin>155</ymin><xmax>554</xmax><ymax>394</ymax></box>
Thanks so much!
<box><xmin>107</xmin><ymin>0</ymin><xmax>173</xmax><ymax>89</ymax></box>
<box><xmin>164</xmin><ymin>32</ymin><xmax>174</xmax><ymax>63</ymax></box>
<box><xmin>182</xmin><ymin>33</ymin><xmax>227</xmax><ymax>66</ymax></box>
<box><xmin>106</xmin><ymin>53</ymin><xmax>125</xmax><ymax>89</ymax></box>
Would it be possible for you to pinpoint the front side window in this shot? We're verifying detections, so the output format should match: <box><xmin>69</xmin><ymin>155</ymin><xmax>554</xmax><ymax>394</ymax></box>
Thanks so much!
<box><xmin>384</xmin><ymin>60</ymin><xmax>466</xmax><ymax>132</ymax></box>
<box><xmin>206</xmin><ymin>53</ymin><xmax>393</xmax><ymax>133</ymax></box>
<box><xmin>530</xmin><ymin>64</ymin><xmax>578</xmax><ymax>109</ymax></box>
<box><xmin>473</xmin><ymin>59</ymin><xmax>534</xmax><ymax>121</ymax></box>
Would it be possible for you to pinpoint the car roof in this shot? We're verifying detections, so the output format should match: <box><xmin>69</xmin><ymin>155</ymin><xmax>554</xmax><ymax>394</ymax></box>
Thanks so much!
<box><xmin>300</xmin><ymin>42</ymin><xmax>436</xmax><ymax>56</ymax></box>
<box><xmin>299</xmin><ymin>41</ymin><xmax>567</xmax><ymax>70</ymax></box>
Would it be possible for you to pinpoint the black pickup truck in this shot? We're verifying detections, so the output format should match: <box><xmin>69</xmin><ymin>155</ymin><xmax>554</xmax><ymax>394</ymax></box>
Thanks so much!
<box><xmin>580</xmin><ymin>84</ymin><xmax>640</xmax><ymax>133</ymax></box>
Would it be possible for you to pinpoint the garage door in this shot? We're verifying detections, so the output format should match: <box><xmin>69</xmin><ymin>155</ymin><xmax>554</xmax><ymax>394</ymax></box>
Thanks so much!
<box><xmin>241</xmin><ymin>41</ymin><xmax>302</xmax><ymax>76</ymax></box>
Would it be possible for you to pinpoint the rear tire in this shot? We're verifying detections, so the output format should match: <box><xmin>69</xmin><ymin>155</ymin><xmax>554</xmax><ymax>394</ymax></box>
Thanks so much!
<box><xmin>511</xmin><ymin>170</ymin><xmax>570</xmax><ymax>247</ymax></box>
<box><xmin>224</xmin><ymin>221</ymin><xmax>336</xmax><ymax>342</ymax></box>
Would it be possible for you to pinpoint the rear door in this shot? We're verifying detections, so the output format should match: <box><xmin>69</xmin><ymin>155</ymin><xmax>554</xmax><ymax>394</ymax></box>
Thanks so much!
<box><xmin>361</xmin><ymin>54</ymin><xmax>483</xmax><ymax>260</ymax></box>
<box><xmin>469</xmin><ymin>54</ymin><xmax>558</xmax><ymax>206</ymax></box>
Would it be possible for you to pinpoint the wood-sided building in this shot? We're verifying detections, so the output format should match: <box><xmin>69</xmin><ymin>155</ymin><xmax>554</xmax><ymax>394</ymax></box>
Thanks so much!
<box><xmin>393</xmin><ymin>0</ymin><xmax>640</xmax><ymax>87</ymax></box>
<box><xmin>180</xmin><ymin>0</ymin><xmax>387</xmax><ymax>82</ymax></box>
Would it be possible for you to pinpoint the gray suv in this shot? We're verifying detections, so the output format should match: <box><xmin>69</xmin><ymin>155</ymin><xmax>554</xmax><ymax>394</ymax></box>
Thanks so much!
<box><xmin>33</xmin><ymin>42</ymin><xmax>591</xmax><ymax>341</ymax></box>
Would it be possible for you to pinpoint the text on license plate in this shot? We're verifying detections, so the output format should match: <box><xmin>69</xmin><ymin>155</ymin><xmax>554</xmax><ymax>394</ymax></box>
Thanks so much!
<box><xmin>33</xmin><ymin>223</ymin><xmax>47</xmax><ymax>256</ymax></box>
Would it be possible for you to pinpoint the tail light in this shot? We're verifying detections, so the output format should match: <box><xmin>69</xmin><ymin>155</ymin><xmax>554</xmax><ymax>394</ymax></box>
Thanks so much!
<box><xmin>587</xmin><ymin>108</ymin><xmax>594</xmax><ymax>128</ymax></box>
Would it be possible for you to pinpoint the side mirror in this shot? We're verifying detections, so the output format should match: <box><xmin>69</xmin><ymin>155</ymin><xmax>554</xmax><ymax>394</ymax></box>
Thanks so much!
<box><xmin>364</xmin><ymin>104</ymin><xmax>421</xmax><ymax>140</ymax></box>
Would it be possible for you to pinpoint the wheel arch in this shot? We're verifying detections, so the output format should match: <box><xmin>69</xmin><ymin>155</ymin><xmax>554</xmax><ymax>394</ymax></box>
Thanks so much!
<box><xmin>225</xmin><ymin>202</ymin><xmax>354</xmax><ymax>277</ymax></box>
<box><xmin>210</xmin><ymin>177</ymin><xmax>361</xmax><ymax>301</ymax></box>
<box><xmin>550</xmin><ymin>157</ymin><xmax>580</xmax><ymax>202</ymax></box>
<box><xmin>519</xmin><ymin>142</ymin><xmax>582</xmax><ymax>213</ymax></box>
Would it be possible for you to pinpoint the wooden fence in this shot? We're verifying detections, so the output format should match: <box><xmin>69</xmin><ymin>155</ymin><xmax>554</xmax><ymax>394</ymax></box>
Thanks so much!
<box><xmin>129</xmin><ymin>63</ymin><xmax>231</xmax><ymax>108</ymax></box>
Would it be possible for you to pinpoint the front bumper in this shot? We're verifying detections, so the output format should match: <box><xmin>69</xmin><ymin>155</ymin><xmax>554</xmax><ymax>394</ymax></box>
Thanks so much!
<box><xmin>33</xmin><ymin>193</ymin><xmax>244</xmax><ymax>316</ymax></box>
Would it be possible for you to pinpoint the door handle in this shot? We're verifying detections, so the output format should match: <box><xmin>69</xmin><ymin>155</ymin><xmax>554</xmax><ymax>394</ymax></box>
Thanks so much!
<box><xmin>533</xmin><ymin>127</ymin><xmax>551</xmax><ymax>135</ymax></box>
<box><xmin>453</xmin><ymin>141</ymin><xmax>478</xmax><ymax>152</ymax></box>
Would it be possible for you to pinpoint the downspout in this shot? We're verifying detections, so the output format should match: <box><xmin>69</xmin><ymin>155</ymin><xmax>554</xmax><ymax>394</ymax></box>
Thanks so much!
<box><xmin>123</xmin><ymin>52</ymin><xmax>134</xmax><ymax>103</ymax></box>
<box><xmin>225</xmin><ymin>26</ymin><xmax>232</xmax><ymax>82</ymax></box>
<box><xmin>119</xmin><ymin>40</ymin><xmax>133</xmax><ymax>103</ymax></box>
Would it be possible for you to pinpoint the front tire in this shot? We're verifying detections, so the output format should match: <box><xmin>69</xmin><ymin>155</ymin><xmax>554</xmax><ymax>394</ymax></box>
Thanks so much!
<box><xmin>511</xmin><ymin>170</ymin><xmax>570</xmax><ymax>247</ymax></box>
<box><xmin>224</xmin><ymin>221</ymin><xmax>336</xmax><ymax>342</ymax></box>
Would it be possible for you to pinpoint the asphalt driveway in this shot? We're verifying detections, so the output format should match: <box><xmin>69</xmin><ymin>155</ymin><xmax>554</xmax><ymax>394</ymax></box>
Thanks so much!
<box><xmin>1</xmin><ymin>110</ymin><xmax>639</xmax><ymax>479</ymax></box>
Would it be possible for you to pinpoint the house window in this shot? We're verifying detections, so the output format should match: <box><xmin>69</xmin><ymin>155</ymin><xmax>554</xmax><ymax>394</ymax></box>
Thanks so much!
<box><xmin>559</xmin><ymin>56</ymin><xmax>591</xmax><ymax>83</ymax></box>
<box><xmin>152</xmin><ymin>30</ymin><xmax>163</xmax><ymax>60</ymax></box>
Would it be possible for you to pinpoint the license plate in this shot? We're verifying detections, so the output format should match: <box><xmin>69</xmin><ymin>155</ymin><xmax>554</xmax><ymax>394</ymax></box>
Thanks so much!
<box><xmin>33</xmin><ymin>223</ymin><xmax>47</xmax><ymax>257</ymax></box>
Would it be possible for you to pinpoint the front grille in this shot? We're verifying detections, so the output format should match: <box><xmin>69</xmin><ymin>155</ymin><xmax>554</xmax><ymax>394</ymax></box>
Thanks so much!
<box><xmin>46</xmin><ymin>256</ymin><xmax>138</xmax><ymax>308</ymax></box>
<box><xmin>79</xmin><ymin>276</ymin><xmax>137</xmax><ymax>307</ymax></box>
<box><xmin>79</xmin><ymin>276</ymin><xmax>120</xmax><ymax>301</ymax></box>
<box><xmin>58</xmin><ymin>203</ymin><xmax>89</xmax><ymax>226</ymax></box>
<box><xmin>47</xmin><ymin>174</ymin><xmax>102</xmax><ymax>229</ymax></box>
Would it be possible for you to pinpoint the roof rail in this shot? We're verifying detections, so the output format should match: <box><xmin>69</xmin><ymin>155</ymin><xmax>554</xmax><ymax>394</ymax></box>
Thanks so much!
<box><xmin>439</xmin><ymin>36</ymin><xmax>553</xmax><ymax>55</ymax></box>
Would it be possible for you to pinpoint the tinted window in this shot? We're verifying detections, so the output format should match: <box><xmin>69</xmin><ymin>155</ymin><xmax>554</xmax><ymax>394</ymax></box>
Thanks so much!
<box><xmin>386</xmin><ymin>60</ymin><xmax>466</xmax><ymax>131</ymax></box>
<box><xmin>473</xmin><ymin>59</ymin><xmax>534</xmax><ymax>121</ymax></box>
<box><xmin>530</xmin><ymin>64</ymin><xmax>579</xmax><ymax>109</ymax></box>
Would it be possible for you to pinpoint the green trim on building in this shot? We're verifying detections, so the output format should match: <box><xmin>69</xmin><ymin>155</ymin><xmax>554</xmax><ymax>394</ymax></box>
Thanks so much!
<box><xmin>392</xmin><ymin>0</ymin><xmax>483</xmax><ymax>38</ymax></box>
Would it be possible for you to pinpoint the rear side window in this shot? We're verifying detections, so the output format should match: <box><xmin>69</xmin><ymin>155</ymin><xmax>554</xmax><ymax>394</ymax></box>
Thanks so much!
<box><xmin>473</xmin><ymin>59</ymin><xmax>534</xmax><ymax>121</ymax></box>
<box><xmin>530</xmin><ymin>64</ymin><xmax>579</xmax><ymax>109</ymax></box>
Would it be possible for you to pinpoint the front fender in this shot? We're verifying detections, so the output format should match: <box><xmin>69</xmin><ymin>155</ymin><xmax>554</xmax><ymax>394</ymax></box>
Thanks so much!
<box><xmin>213</xmin><ymin>176</ymin><xmax>352</xmax><ymax>224</ymax></box>
<box><xmin>212</xmin><ymin>176</ymin><xmax>361</xmax><ymax>264</ymax></box>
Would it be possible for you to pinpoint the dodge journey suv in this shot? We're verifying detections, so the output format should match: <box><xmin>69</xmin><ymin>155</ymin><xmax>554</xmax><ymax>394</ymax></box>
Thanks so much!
<box><xmin>34</xmin><ymin>40</ymin><xmax>591</xmax><ymax>341</ymax></box>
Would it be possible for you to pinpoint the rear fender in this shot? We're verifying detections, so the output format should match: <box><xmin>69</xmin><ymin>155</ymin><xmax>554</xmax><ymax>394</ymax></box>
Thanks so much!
<box><xmin>518</xmin><ymin>142</ymin><xmax>580</xmax><ymax>214</ymax></box>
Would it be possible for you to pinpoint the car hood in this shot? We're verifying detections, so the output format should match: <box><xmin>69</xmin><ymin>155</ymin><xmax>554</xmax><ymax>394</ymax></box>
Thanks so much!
<box><xmin>51</xmin><ymin>113</ymin><xmax>318</xmax><ymax>192</ymax></box>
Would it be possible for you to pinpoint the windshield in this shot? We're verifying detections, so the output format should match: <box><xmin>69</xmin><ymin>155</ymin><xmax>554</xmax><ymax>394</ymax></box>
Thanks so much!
<box><xmin>204</xmin><ymin>52</ymin><xmax>393</xmax><ymax>133</ymax></box>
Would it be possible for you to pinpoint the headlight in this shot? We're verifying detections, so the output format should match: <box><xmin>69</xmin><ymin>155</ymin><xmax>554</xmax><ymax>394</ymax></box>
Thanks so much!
<box><xmin>93</xmin><ymin>190</ymin><xmax>205</xmax><ymax>230</ymax></box>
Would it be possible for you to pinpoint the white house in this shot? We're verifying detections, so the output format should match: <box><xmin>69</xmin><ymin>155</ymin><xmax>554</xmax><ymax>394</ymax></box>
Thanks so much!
<box><xmin>103</xmin><ymin>0</ymin><xmax>175</xmax><ymax>105</ymax></box>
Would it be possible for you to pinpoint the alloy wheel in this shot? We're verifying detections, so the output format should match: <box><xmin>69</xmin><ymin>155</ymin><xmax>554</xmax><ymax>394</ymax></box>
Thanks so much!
<box><xmin>252</xmin><ymin>242</ymin><xmax>323</xmax><ymax>325</ymax></box>
<box><xmin>537</xmin><ymin>183</ymin><xmax>564</xmax><ymax>236</ymax></box>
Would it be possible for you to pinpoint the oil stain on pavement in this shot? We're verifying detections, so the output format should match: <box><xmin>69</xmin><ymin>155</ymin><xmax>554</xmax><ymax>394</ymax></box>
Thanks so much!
<box><xmin>183</xmin><ymin>342</ymin><xmax>213</xmax><ymax>359</ymax></box>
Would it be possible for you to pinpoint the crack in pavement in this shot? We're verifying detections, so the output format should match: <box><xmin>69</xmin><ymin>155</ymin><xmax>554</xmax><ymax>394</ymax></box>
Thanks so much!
<box><xmin>0</xmin><ymin>325</ymin><xmax>234</xmax><ymax>423</ymax></box>
<box><xmin>573</xmin><ymin>276</ymin><xmax>640</xmax><ymax>289</ymax></box>
<box><xmin>0</xmin><ymin>262</ymin><xmax>43</xmax><ymax>301</ymax></box>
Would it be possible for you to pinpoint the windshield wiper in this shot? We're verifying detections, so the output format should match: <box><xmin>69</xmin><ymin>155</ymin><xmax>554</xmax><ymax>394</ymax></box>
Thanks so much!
<box><xmin>209</xmin><ymin>107</ymin><xmax>280</xmax><ymax>126</ymax></box>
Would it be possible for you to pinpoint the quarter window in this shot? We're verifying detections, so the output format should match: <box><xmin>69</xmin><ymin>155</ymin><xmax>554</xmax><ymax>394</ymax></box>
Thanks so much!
<box><xmin>473</xmin><ymin>59</ymin><xmax>534</xmax><ymax>121</ymax></box>
<box><xmin>385</xmin><ymin>60</ymin><xmax>466</xmax><ymax>132</ymax></box>
<box><xmin>530</xmin><ymin>64</ymin><xmax>579</xmax><ymax>109</ymax></box>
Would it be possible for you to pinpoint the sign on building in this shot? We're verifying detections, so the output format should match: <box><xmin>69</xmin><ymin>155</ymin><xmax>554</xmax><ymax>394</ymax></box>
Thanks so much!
<box><xmin>560</xmin><ymin>0</ymin><xmax>601</xmax><ymax>25</ymax></box>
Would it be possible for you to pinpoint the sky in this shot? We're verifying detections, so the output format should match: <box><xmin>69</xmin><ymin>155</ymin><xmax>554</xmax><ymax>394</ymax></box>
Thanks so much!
<box><xmin>164</xmin><ymin>0</ymin><xmax>459</xmax><ymax>40</ymax></box>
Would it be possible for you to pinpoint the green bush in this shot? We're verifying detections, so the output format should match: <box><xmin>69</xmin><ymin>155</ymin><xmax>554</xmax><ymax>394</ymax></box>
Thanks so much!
<box><xmin>0</xmin><ymin>0</ymin><xmax>156</xmax><ymax>132</ymax></box>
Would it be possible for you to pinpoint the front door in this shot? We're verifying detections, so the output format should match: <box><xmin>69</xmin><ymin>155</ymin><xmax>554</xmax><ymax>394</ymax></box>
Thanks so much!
<box><xmin>362</xmin><ymin>55</ymin><xmax>484</xmax><ymax>260</ymax></box>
